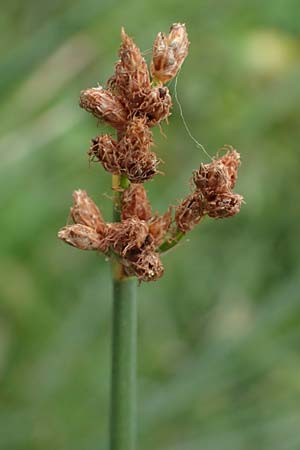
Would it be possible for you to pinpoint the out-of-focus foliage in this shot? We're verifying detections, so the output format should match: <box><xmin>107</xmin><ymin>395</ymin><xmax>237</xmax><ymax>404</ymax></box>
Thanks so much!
<box><xmin>1</xmin><ymin>0</ymin><xmax>300</xmax><ymax>449</ymax></box>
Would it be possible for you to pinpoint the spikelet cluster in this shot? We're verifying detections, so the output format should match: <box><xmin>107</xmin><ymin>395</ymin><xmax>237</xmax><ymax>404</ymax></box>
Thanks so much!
<box><xmin>175</xmin><ymin>147</ymin><xmax>243</xmax><ymax>232</ymax></box>
<box><xmin>80</xmin><ymin>25</ymin><xmax>185</xmax><ymax>183</ymax></box>
<box><xmin>58</xmin><ymin>187</ymin><xmax>171</xmax><ymax>281</ymax></box>
<box><xmin>58</xmin><ymin>25</ymin><xmax>244</xmax><ymax>282</ymax></box>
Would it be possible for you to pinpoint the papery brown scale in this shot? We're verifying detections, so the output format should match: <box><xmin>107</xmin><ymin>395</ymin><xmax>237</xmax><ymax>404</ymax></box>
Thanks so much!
<box><xmin>89</xmin><ymin>135</ymin><xmax>120</xmax><ymax>175</ymax></box>
<box><xmin>106</xmin><ymin>218</ymin><xmax>151</xmax><ymax>257</ymax></box>
<box><xmin>219</xmin><ymin>147</ymin><xmax>241</xmax><ymax>189</ymax></box>
<box><xmin>121</xmin><ymin>184</ymin><xmax>152</xmax><ymax>221</ymax></box>
<box><xmin>151</xmin><ymin>23</ymin><xmax>189</xmax><ymax>83</ymax></box>
<box><xmin>71</xmin><ymin>190</ymin><xmax>106</xmax><ymax>234</ymax></box>
<box><xmin>148</xmin><ymin>209</ymin><xmax>172</xmax><ymax>246</ymax></box>
<box><xmin>117</xmin><ymin>117</ymin><xmax>160</xmax><ymax>183</ymax></box>
<box><xmin>110</xmin><ymin>28</ymin><xmax>151</xmax><ymax>109</ymax></box>
<box><xmin>205</xmin><ymin>192</ymin><xmax>243</xmax><ymax>218</ymax></box>
<box><xmin>128</xmin><ymin>250</ymin><xmax>164</xmax><ymax>281</ymax></box>
<box><xmin>175</xmin><ymin>192</ymin><xmax>205</xmax><ymax>233</ymax></box>
<box><xmin>58</xmin><ymin>224</ymin><xmax>108</xmax><ymax>252</ymax></box>
<box><xmin>139</xmin><ymin>87</ymin><xmax>172</xmax><ymax>126</ymax></box>
<box><xmin>79</xmin><ymin>87</ymin><xmax>128</xmax><ymax>130</ymax></box>
<box><xmin>123</xmin><ymin>151</ymin><xmax>160</xmax><ymax>183</ymax></box>
<box><xmin>193</xmin><ymin>161</ymin><xmax>231</xmax><ymax>195</ymax></box>
<box><xmin>119</xmin><ymin>117</ymin><xmax>153</xmax><ymax>153</ymax></box>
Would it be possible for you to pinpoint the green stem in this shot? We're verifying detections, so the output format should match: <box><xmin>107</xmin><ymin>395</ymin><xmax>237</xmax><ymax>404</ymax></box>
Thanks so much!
<box><xmin>110</xmin><ymin>174</ymin><xmax>137</xmax><ymax>450</ymax></box>
<box><xmin>159</xmin><ymin>230</ymin><xmax>185</xmax><ymax>253</ymax></box>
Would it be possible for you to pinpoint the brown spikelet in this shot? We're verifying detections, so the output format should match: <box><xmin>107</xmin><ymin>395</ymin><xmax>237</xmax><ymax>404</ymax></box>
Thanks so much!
<box><xmin>148</xmin><ymin>209</ymin><xmax>172</xmax><ymax>246</ymax></box>
<box><xmin>109</xmin><ymin>28</ymin><xmax>151</xmax><ymax>109</ymax></box>
<box><xmin>139</xmin><ymin>86</ymin><xmax>172</xmax><ymax>126</ymax></box>
<box><xmin>175</xmin><ymin>192</ymin><xmax>205</xmax><ymax>233</ymax></box>
<box><xmin>71</xmin><ymin>190</ymin><xmax>106</xmax><ymax>234</ymax></box>
<box><xmin>151</xmin><ymin>23</ymin><xmax>189</xmax><ymax>83</ymax></box>
<box><xmin>58</xmin><ymin>224</ymin><xmax>108</xmax><ymax>252</ymax></box>
<box><xmin>219</xmin><ymin>147</ymin><xmax>241</xmax><ymax>189</ymax></box>
<box><xmin>118</xmin><ymin>117</ymin><xmax>160</xmax><ymax>182</ymax></box>
<box><xmin>193</xmin><ymin>161</ymin><xmax>230</xmax><ymax>195</ymax></box>
<box><xmin>107</xmin><ymin>218</ymin><xmax>152</xmax><ymax>257</ymax></box>
<box><xmin>89</xmin><ymin>135</ymin><xmax>120</xmax><ymax>174</ymax></box>
<box><xmin>205</xmin><ymin>192</ymin><xmax>243</xmax><ymax>218</ymax></box>
<box><xmin>79</xmin><ymin>87</ymin><xmax>128</xmax><ymax>130</ymax></box>
<box><xmin>129</xmin><ymin>250</ymin><xmax>164</xmax><ymax>281</ymax></box>
<box><xmin>121</xmin><ymin>184</ymin><xmax>152</xmax><ymax>220</ymax></box>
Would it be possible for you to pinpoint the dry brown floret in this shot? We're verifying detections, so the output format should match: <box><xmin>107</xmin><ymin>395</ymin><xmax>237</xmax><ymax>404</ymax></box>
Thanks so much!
<box><xmin>219</xmin><ymin>147</ymin><xmax>241</xmax><ymax>189</ymax></box>
<box><xmin>79</xmin><ymin>87</ymin><xmax>128</xmax><ymax>130</ymax></box>
<box><xmin>129</xmin><ymin>250</ymin><xmax>164</xmax><ymax>281</ymax></box>
<box><xmin>58</xmin><ymin>224</ymin><xmax>108</xmax><ymax>252</ymax></box>
<box><xmin>193</xmin><ymin>161</ymin><xmax>231</xmax><ymax>195</ymax></box>
<box><xmin>175</xmin><ymin>192</ymin><xmax>205</xmax><ymax>233</ymax></box>
<box><xmin>89</xmin><ymin>120</ymin><xmax>160</xmax><ymax>183</ymax></box>
<box><xmin>205</xmin><ymin>192</ymin><xmax>243</xmax><ymax>218</ymax></box>
<box><xmin>109</xmin><ymin>28</ymin><xmax>151</xmax><ymax>110</ymax></box>
<box><xmin>107</xmin><ymin>218</ymin><xmax>151</xmax><ymax>257</ymax></box>
<box><xmin>117</xmin><ymin>117</ymin><xmax>160</xmax><ymax>182</ymax></box>
<box><xmin>139</xmin><ymin>86</ymin><xmax>172</xmax><ymax>126</ymax></box>
<box><xmin>89</xmin><ymin>135</ymin><xmax>120</xmax><ymax>174</ymax></box>
<box><xmin>121</xmin><ymin>184</ymin><xmax>152</xmax><ymax>221</ymax></box>
<box><xmin>71</xmin><ymin>190</ymin><xmax>106</xmax><ymax>234</ymax></box>
<box><xmin>151</xmin><ymin>23</ymin><xmax>189</xmax><ymax>83</ymax></box>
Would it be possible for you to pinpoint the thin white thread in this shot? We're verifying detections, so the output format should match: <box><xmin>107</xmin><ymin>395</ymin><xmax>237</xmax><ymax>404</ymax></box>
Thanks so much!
<box><xmin>174</xmin><ymin>71</ymin><xmax>212</xmax><ymax>161</ymax></box>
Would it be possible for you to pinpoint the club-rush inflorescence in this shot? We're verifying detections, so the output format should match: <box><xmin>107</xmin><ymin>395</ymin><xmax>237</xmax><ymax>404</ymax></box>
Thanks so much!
<box><xmin>58</xmin><ymin>24</ymin><xmax>243</xmax><ymax>282</ymax></box>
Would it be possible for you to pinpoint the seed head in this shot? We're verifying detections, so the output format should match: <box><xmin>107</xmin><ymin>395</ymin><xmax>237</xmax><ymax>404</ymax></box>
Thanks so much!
<box><xmin>139</xmin><ymin>86</ymin><xmax>172</xmax><ymax>126</ymax></box>
<box><xmin>175</xmin><ymin>192</ymin><xmax>205</xmax><ymax>233</ymax></box>
<box><xmin>219</xmin><ymin>146</ymin><xmax>241</xmax><ymax>189</ymax></box>
<box><xmin>109</xmin><ymin>28</ymin><xmax>151</xmax><ymax>109</ymax></box>
<box><xmin>205</xmin><ymin>192</ymin><xmax>243</xmax><ymax>218</ymax></box>
<box><xmin>193</xmin><ymin>162</ymin><xmax>231</xmax><ymax>195</ymax></box>
<box><xmin>71</xmin><ymin>190</ymin><xmax>106</xmax><ymax>234</ymax></box>
<box><xmin>58</xmin><ymin>224</ymin><xmax>107</xmax><ymax>251</ymax></box>
<box><xmin>129</xmin><ymin>250</ymin><xmax>164</xmax><ymax>282</ymax></box>
<box><xmin>151</xmin><ymin>23</ymin><xmax>189</xmax><ymax>83</ymax></box>
<box><xmin>107</xmin><ymin>218</ymin><xmax>152</xmax><ymax>257</ymax></box>
<box><xmin>79</xmin><ymin>87</ymin><xmax>128</xmax><ymax>130</ymax></box>
<box><xmin>121</xmin><ymin>184</ymin><xmax>152</xmax><ymax>221</ymax></box>
<box><xmin>117</xmin><ymin>117</ymin><xmax>160</xmax><ymax>183</ymax></box>
<box><xmin>89</xmin><ymin>135</ymin><xmax>120</xmax><ymax>174</ymax></box>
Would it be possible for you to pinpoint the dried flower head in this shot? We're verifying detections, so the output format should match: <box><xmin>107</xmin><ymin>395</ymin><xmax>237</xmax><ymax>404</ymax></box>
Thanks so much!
<box><xmin>121</xmin><ymin>184</ymin><xmax>152</xmax><ymax>221</ymax></box>
<box><xmin>109</xmin><ymin>28</ymin><xmax>151</xmax><ymax>110</ymax></box>
<box><xmin>71</xmin><ymin>190</ymin><xmax>106</xmax><ymax>234</ymax></box>
<box><xmin>139</xmin><ymin>86</ymin><xmax>172</xmax><ymax>126</ymax></box>
<box><xmin>89</xmin><ymin>135</ymin><xmax>120</xmax><ymax>174</ymax></box>
<box><xmin>107</xmin><ymin>218</ymin><xmax>152</xmax><ymax>257</ymax></box>
<box><xmin>205</xmin><ymin>192</ymin><xmax>243</xmax><ymax>218</ymax></box>
<box><xmin>117</xmin><ymin>117</ymin><xmax>160</xmax><ymax>182</ymax></box>
<box><xmin>151</xmin><ymin>23</ymin><xmax>189</xmax><ymax>83</ymax></box>
<box><xmin>89</xmin><ymin>121</ymin><xmax>160</xmax><ymax>183</ymax></box>
<box><xmin>79</xmin><ymin>87</ymin><xmax>128</xmax><ymax>130</ymax></box>
<box><xmin>59</xmin><ymin>25</ymin><xmax>244</xmax><ymax>283</ymax></box>
<box><xmin>175</xmin><ymin>192</ymin><xmax>205</xmax><ymax>233</ymax></box>
<box><xmin>58</xmin><ymin>224</ymin><xmax>107</xmax><ymax>251</ymax></box>
<box><xmin>219</xmin><ymin>146</ymin><xmax>241</xmax><ymax>189</ymax></box>
<box><xmin>129</xmin><ymin>250</ymin><xmax>164</xmax><ymax>281</ymax></box>
<box><xmin>193</xmin><ymin>161</ymin><xmax>231</xmax><ymax>195</ymax></box>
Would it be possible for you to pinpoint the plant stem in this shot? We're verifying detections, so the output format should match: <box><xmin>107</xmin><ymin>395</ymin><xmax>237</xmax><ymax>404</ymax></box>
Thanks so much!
<box><xmin>110</xmin><ymin>174</ymin><xmax>137</xmax><ymax>450</ymax></box>
<box><xmin>159</xmin><ymin>230</ymin><xmax>185</xmax><ymax>253</ymax></box>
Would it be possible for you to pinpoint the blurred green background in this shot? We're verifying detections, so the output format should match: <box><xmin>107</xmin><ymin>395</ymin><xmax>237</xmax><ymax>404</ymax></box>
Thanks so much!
<box><xmin>1</xmin><ymin>0</ymin><xmax>300</xmax><ymax>449</ymax></box>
